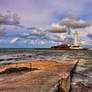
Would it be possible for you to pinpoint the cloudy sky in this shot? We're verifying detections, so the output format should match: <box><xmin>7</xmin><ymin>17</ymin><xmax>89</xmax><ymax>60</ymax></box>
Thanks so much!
<box><xmin>0</xmin><ymin>0</ymin><xmax>92</xmax><ymax>48</ymax></box>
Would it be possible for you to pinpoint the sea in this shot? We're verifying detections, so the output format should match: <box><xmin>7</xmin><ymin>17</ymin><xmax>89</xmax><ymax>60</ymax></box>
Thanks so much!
<box><xmin>0</xmin><ymin>48</ymin><xmax>92</xmax><ymax>89</ymax></box>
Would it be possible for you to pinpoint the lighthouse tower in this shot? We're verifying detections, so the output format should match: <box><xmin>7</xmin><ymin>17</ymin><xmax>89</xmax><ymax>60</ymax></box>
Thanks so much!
<box><xmin>70</xmin><ymin>30</ymin><xmax>83</xmax><ymax>49</ymax></box>
<box><xmin>74</xmin><ymin>31</ymin><xmax>78</xmax><ymax>46</ymax></box>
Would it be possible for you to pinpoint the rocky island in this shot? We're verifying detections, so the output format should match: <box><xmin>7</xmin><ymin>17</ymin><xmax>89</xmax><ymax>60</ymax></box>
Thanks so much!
<box><xmin>51</xmin><ymin>31</ymin><xmax>86</xmax><ymax>50</ymax></box>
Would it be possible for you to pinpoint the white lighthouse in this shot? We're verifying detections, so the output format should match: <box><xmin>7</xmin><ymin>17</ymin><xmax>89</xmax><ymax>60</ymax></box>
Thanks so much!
<box><xmin>70</xmin><ymin>30</ymin><xmax>83</xmax><ymax>49</ymax></box>
<box><xmin>74</xmin><ymin>31</ymin><xmax>78</xmax><ymax>46</ymax></box>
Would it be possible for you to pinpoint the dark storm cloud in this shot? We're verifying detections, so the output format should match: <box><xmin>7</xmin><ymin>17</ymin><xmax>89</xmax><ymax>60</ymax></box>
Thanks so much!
<box><xmin>0</xmin><ymin>12</ymin><xmax>20</xmax><ymax>26</ymax></box>
<box><xmin>21</xmin><ymin>28</ymin><xmax>49</xmax><ymax>40</ymax></box>
<box><xmin>49</xmin><ymin>13</ymin><xmax>91</xmax><ymax>35</ymax></box>
<box><xmin>60</xmin><ymin>13</ymin><xmax>90</xmax><ymax>29</ymax></box>
<box><xmin>60</xmin><ymin>18</ymin><xmax>90</xmax><ymax>29</ymax></box>
<box><xmin>27</xmin><ymin>27</ymin><xmax>37</xmax><ymax>30</ymax></box>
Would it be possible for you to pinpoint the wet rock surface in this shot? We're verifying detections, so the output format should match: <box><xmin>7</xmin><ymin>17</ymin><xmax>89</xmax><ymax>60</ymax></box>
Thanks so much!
<box><xmin>88</xmin><ymin>88</ymin><xmax>92</xmax><ymax>92</ymax></box>
<box><xmin>71</xmin><ymin>82</ymin><xmax>88</xmax><ymax>92</ymax></box>
<box><xmin>0</xmin><ymin>59</ymin><xmax>78</xmax><ymax>92</ymax></box>
<box><xmin>71</xmin><ymin>51</ymin><xmax>92</xmax><ymax>92</ymax></box>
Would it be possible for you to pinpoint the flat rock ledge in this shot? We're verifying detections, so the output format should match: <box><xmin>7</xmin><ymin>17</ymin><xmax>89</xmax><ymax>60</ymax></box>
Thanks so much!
<box><xmin>0</xmin><ymin>59</ymin><xmax>79</xmax><ymax>92</ymax></box>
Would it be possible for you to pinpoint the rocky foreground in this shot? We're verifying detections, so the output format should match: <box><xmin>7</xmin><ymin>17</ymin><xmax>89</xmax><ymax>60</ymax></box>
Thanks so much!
<box><xmin>0</xmin><ymin>59</ymin><xmax>79</xmax><ymax>92</ymax></box>
<box><xmin>0</xmin><ymin>57</ymin><xmax>91</xmax><ymax>92</ymax></box>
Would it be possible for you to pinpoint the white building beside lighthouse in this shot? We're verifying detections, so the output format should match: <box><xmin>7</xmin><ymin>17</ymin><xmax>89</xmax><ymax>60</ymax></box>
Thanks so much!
<box><xmin>70</xmin><ymin>31</ymin><xmax>83</xmax><ymax>49</ymax></box>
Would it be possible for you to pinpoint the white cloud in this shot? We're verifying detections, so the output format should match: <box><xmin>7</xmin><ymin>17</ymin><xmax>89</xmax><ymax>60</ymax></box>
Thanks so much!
<box><xmin>21</xmin><ymin>33</ymin><xmax>29</xmax><ymax>37</ymax></box>
<box><xmin>80</xmin><ymin>41</ymin><xmax>87</xmax><ymax>45</ymax></box>
<box><xmin>50</xmin><ymin>24</ymin><xmax>67</xmax><ymax>33</ymax></box>
<box><xmin>10</xmin><ymin>37</ymin><xmax>19</xmax><ymax>44</ymax></box>
<box><xmin>39</xmin><ymin>41</ymin><xmax>46</xmax><ymax>45</ymax></box>
<box><xmin>53</xmin><ymin>33</ymin><xmax>66</xmax><ymax>42</ymax></box>
<box><xmin>30</xmin><ymin>28</ymin><xmax>49</xmax><ymax>39</ymax></box>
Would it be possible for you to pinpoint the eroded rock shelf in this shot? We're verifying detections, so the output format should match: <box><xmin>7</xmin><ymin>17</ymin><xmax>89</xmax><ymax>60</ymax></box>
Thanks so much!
<box><xmin>0</xmin><ymin>59</ymin><xmax>79</xmax><ymax>92</ymax></box>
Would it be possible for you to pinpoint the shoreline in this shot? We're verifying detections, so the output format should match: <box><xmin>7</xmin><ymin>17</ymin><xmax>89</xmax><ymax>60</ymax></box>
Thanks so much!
<box><xmin>0</xmin><ymin>50</ymin><xmax>91</xmax><ymax>92</ymax></box>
